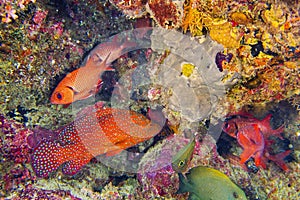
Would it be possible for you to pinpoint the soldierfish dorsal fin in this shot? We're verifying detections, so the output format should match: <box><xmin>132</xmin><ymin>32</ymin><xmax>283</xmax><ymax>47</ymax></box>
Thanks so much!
<box><xmin>94</xmin><ymin>51</ymin><xmax>111</xmax><ymax>64</ymax></box>
<box><xmin>94</xmin><ymin>52</ymin><xmax>114</xmax><ymax>70</ymax></box>
<box><xmin>83</xmin><ymin>52</ymin><xmax>114</xmax><ymax>75</ymax></box>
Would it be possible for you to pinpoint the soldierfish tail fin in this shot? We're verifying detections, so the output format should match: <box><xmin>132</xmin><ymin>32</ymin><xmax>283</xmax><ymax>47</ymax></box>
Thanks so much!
<box><xmin>176</xmin><ymin>173</ymin><xmax>190</xmax><ymax>194</ymax></box>
<box><xmin>31</xmin><ymin>140</ymin><xmax>68</xmax><ymax>178</ymax></box>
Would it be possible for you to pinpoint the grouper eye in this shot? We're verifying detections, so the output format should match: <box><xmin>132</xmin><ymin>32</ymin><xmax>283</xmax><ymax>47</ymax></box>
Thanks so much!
<box><xmin>56</xmin><ymin>92</ymin><xmax>63</xmax><ymax>100</ymax></box>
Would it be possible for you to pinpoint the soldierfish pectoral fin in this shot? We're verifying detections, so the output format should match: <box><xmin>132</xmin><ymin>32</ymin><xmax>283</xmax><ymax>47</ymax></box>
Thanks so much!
<box><xmin>237</xmin><ymin>131</ymin><xmax>258</xmax><ymax>164</ymax></box>
<box><xmin>78</xmin><ymin>92</ymin><xmax>94</xmax><ymax>100</ymax></box>
<box><xmin>87</xmin><ymin>79</ymin><xmax>103</xmax><ymax>96</ymax></box>
<box><xmin>66</xmin><ymin>85</ymin><xmax>80</xmax><ymax>95</ymax></box>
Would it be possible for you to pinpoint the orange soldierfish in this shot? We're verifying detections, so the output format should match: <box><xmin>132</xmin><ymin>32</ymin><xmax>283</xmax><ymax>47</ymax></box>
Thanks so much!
<box><xmin>50</xmin><ymin>53</ymin><xmax>111</xmax><ymax>105</ymax></box>
<box><xmin>31</xmin><ymin>104</ymin><xmax>164</xmax><ymax>177</ymax></box>
<box><xmin>50</xmin><ymin>38</ymin><xmax>137</xmax><ymax>105</ymax></box>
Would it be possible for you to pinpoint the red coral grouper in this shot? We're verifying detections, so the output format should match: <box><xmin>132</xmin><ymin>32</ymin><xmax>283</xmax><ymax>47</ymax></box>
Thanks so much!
<box><xmin>223</xmin><ymin>112</ymin><xmax>291</xmax><ymax>171</ymax></box>
<box><xmin>31</xmin><ymin>105</ymin><xmax>163</xmax><ymax>177</ymax></box>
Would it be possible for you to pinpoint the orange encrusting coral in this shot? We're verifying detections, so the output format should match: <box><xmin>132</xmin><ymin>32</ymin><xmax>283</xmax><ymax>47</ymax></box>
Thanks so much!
<box><xmin>181</xmin><ymin>6</ymin><xmax>204</xmax><ymax>36</ymax></box>
<box><xmin>209</xmin><ymin>22</ymin><xmax>243</xmax><ymax>48</ymax></box>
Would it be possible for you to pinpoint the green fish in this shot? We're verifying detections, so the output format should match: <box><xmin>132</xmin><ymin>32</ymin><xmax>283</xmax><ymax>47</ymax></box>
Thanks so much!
<box><xmin>177</xmin><ymin>166</ymin><xmax>247</xmax><ymax>200</ymax></box>
<box><xmin>172</xmin><ymin>137</ymin><xmax>196</xmax><ymax>173</ymax></box>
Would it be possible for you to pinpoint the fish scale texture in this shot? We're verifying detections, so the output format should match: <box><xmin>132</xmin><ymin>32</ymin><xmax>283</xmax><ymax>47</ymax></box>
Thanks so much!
<box><xmin>31</xmin><ymin>107</ymin><xmax>162</xmax><ymax>177</ymax></box>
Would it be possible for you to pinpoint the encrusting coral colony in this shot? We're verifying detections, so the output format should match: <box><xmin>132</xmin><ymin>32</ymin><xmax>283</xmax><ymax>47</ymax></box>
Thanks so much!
<box><xmin>0</xmin><ymin>0</ymin><xmax>299</xmax><ymax>199</ymax></box>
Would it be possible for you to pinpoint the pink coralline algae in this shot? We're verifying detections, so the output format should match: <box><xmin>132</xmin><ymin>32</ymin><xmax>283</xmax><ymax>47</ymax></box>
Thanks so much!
<box><xmin>48</xmin><ymin>21</ymin><xmax>64</xmax><ymax>39</ymax></box>
<box><xmin>0</xmin><ymin>0</ymin><xmax>36</xmax><ymax>23</ymax></box>
<box><xmin>110</xmin><ymin>0</ymin><xmax>183</xmax><ymax>28</ymax></box>
<box><xmin>109</xmin><ymin>0</ymin><xmax>147</xmax><ymax>17</ymax></box>
<box><xmin>0</xmin><ymin>114</ymin><xmax>33</xmax><ymax>164</ymax></box>
<box><xmin>137</xmin><ymin>135</ymin><xmax>218</xmax><ymax>198</ymax></box>
<box><xmin>3</xmin><ymin>166</ymin><xmax>35</xmax><ymax>192</ymax></box>
<box><xmin>27</xmin><ymin>9</ymin><xmax>64</xmax><ymax>40</ymax></box>
<box><xmin>0</xmin><ymin>114</ymin><xmax>38</xmax><ymax>194</ymax></box>
<box><xmin>32</xmin><ymin>9</ymin><xmax>48</xmax><ymax>24</ymax></box>
<box><xmin>17</xmin><ymin>186</ymin><xmax>80</xmax><ymax>199</ymax></box>
<box><xmin>137</xmin><ymin>136</ymin><xmax>187</xmax><ymax>198</ymax></box>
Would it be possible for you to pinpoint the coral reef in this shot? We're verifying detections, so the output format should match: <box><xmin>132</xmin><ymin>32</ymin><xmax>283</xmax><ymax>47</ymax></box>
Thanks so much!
<box><xmin>0</xmin><ymin>114</ymin><xmax>32</xmax><ymax>164</ymax></box>
<box><xmin>112</xmin><ymin>0</ymin><xmax>297</xmax><ymax>110</ymax></box>
<box><xmin>146</xmin><ymin>0</ymin><xmax>184</xmax><ymax>29</ymax></box>
<box><xmin>208</xmin><ymin>21</ymin><xmax>243</xmax><ymax>48</ymax></box>
<box><xmin>0</xmin><ymin>114</ymin><xmax>34</xmax><ymax>196</ymax></box>
<box><xmin>0</xmin><ymin>0</ymin><xmax>36</xmax><ymax>23</ymax></box>
<box><xmin>0</xmin><ymin>0</ymin><xmax>299</xmax><ymax>199</ymax></box>
<box><xmin>137</xmin><ymin>134</ymin><xmax>259</xmax><ymax>199</ymax></box>
<box><xmin>181</xmin><ymin>0</ymin><xmax>300</xmax><ymax>109</ymax></box>
<box><xmin>110</xmin><ymin>0</ymin><xmax>184</xmax><ymax>28</ymax></box>
<box><xmin>0</xmin><ymin>0</ymin><xmax>134</xmax><ymax>129</ymax></box>
<box><xmin>109</xmin><ymin>0</ymin><xmax>147</xmax><ymax>18</ymax></box>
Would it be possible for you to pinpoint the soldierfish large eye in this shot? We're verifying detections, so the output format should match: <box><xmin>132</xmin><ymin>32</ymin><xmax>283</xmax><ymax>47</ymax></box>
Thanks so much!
<box><xmin>224</xmin><ymin>122</ymin><xmax>230</xmax><ymax>129</ymax></box>
<box><xmin>56</xmin><ymin>92</ymin><xmax>63</xmax><ymax>100</ymax></box>
<box><xmin>223</xmin><ymin>122</ymin><xmax>239</xmax><ymax>137</ymax></box>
